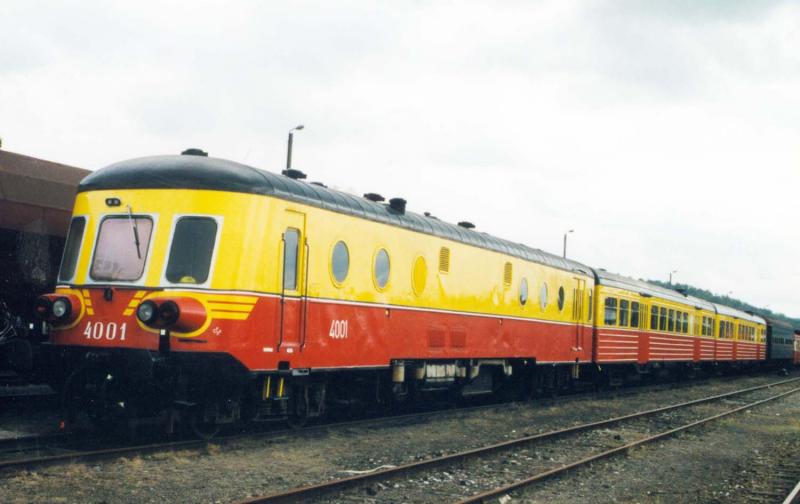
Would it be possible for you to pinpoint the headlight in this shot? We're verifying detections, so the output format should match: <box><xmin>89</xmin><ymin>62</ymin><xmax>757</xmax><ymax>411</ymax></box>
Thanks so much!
<box><xmin>52</xmin><ymin>298</ymin><xmax>70</xmax><ymax>319</ymax></box>
<box><xmin>158</xmin><ymin>301</ymin><xmax>180</xmax><ymax>325</ymax></box>
<box><xmin>136</xmin><ymin>301</ymin><xmax>158</xmax><ymax>324</ymax></box>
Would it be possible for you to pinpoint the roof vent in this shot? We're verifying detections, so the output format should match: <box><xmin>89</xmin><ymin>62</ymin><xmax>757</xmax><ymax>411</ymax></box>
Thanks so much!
<box><xmin>676</xmin><ymin>288</ymin><xmax>688</xmax><ymax>296</ymax></box>
<box><xmin>282</xmin><ymin>169</ymin><xmax>307</xmax><ymax>180</ymax></box>
<box><xmin>310</xmin><ymin>181</ymin><xmax>327</xmax><ymax>188</ymax></box>
<box><xmin>424</xmin><ymin>212</ymin><xmax>439</xmax><ymax>220</ymax></box>
<box><xmin>363</xmin><ymin>193</ymin><xmax>385</xmax><ymax>202</ymax></box>
<box><xmin>388</xmin><ymin>197</ymin><xmax>406</xmax><ymax>214</ymax></box>
<box><xmin>458</xmin><ymin>221</ymin><xmax>475</xmax><ymax>229</ymax></box>
<box><xmin>181</xmin><ymin>148</ymin><xmax>208</xmax><ymax>156</ymax></box>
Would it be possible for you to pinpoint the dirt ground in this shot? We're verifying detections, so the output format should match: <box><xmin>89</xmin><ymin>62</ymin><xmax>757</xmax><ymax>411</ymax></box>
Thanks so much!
<box><xmin>0</xmin><ymin>372</ymin><xmax>798</xmax><ymax>503</ymax></box>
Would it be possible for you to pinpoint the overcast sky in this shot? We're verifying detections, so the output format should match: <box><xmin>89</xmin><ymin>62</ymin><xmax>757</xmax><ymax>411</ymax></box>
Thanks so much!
<box><xmin>2</xmin><ymin>1</ymin><xmax>799</xmax><ymax>316</ymax></box>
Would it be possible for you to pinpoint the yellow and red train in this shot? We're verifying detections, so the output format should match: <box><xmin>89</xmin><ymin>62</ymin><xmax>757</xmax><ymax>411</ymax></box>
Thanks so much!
<box><xmin>33</xmin><ymin>151</ymin><xmax>795</xmax><ymax>432</ymax></box>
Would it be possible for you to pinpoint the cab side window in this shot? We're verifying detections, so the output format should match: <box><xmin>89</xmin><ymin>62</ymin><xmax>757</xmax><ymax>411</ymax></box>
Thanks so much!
<box><xmin>282</xmin><ymin>229</ymin><xmax>300</xmax><ymax>290</ymax></box>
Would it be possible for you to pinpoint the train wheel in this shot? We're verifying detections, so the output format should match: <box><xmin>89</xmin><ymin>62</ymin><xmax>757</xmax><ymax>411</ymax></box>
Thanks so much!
<box><xmin>189</xmin><ymin>414</ymin><xmax>221</xmax><ymax>440</ymax></box>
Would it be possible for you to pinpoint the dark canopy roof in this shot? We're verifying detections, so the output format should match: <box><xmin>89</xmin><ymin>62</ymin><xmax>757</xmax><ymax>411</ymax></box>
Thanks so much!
<box><xmin>79</xmin><ymin>154</ymin><xmax>593</xmax><ymax>275</ymax></box>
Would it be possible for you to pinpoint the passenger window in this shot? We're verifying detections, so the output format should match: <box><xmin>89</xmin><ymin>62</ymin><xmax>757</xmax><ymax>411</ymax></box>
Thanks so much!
<box><xmin>557</xmin><ymin>286</ymin><xmax>565</xmax><ymax>311</ymax></box>
<box><xmin>412</xmin><ymin>256</ymin><xmax>427</xmax><ymax>295</ymax></box>
<box><xmin>659</xmin><ymin>307</ymin><xmax>667</xmax><ymax>331</ymax></box>
<box><xmin>166</xmin><ymin>217</ymin><xmax>218</xmax><ymax>284</ymax></box>
<box><xmin>619</xmin><ymin>300</ymin><xmax>629</xmax><ymax>326</ymax></box>
<box><xmin>331</xmin><ymin>241</ymin><xmax>350</xmax><ymax>284</ymax></box>
<box><xmin>282</xmin><ymin>229</ymin><xmax>299</xmax><ymax>290</ymax></box>
<box><xmin>373</xmin><ymin>248</ymin><xmax>390</xmax><ymax>290</ymax></box>
<box><xmin>682</xmin><ymin>312</ymin><xmax>688</xmax><ymax>333</ymax></box>
<box><xmin>668</xmin><ymin>309</ymin><xmax>675</xmax><ymax>332</ymax></box>
<box><xmin>519</xmin><ymin>278</ymin><xmax>529</xmax><ymax>306</ymax></box>
<box><xmin>90</xmin><ymin>216</ymin><xmax>154</xmax><ymax>281</ymax></box>
<box><xmin>604</xmin><ymin>297</ymin><xmax>618</xmax><ymax>325</ymax></box>
<box><xmin>650</xmin><ymin>306</ymin><xmax>658</xmax><ymax>330</ymax></box>
<box><xmin>630</xmin><ymin>302</ymin><xmax>640</xmax><ymax>328</ymax></box>
<box><xmin>540</xmin><ymin>283</ymin><xmax>548</xmax><ymax>310</ymax></box>
<box><xmin>588</xmin><ymin>291</ymin><xmax>593</xmax><ymax>320</ymax></box>
<box><xmin>58</xmin><ymin>217</ymin><xmax>87</xmax><ymax>282</ymax></box>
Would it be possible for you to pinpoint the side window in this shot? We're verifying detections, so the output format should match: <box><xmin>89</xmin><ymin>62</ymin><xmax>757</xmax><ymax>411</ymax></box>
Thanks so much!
<box><xmin>373</xmin><ymin>248</ymin><xmax>390</xmax><ymax>290</ymax></box>
<box><xmin>557</xmin><ymin>286</ymin><xmax>565</xmax><ymax>311</ymax></box>
<box><xmin>668</xmin><ymin>309</ymin><xmax>675</xmax><ymax>332</ymax></box>
<box><xmin>519</xmin><ymin>278</ymin><xmax>529</xmax><ymax>306</ymax></box>
<box><xmin>588</xmin><ymin>291</ymin><xmax>593</xmax><ymax>320</ymax></box>
<box><xmin>630</xmin><ymin>301</ymin><xmax>640</xmax><ymax>328</ymax></box>
<box><xmin>619</xmin><ymin>299</ymin><xmax>629</xmax><ymax>326</ymax></box>
<box><xmin>412</xmin><ymin>256</ymin><xmax>427</xmax><ymax>296</ymax></box>
<box><xmin>331</xmin><ymin>241</ymin><xmax>350</xmax><ymax>284</ymax></box>
<box><xmin>604</xmin><ymin>297</ymin><xmax>617</xmax><ymax>326</ymax></box>
<box><xmin>282</xmin><ymin>229</ymin><xmax>299</xmax><ymax>290</ymax></box>
<box><xmin>659</xmin><ymin>307</ymin><xmax>667</xmax><ymax>331</ymax></box>
<box><xmin>165</xmin><ymin>217</ymin><xmax>218</xmax><ymax>284</ymax></box>
<box><xmin>540</xmin><ymin>283</ymin><xmax>548</xmax><ymax>311</ymax></box>
<box><xmin>58</xmin><ymin>217</ymin><xmax>87</xmax><ymax>282</ymax></box>
<box><xmin>650</xmin><ymin>306</ymin><xmax>659</xmax><ymax>330</ymax></box>
<box><xmin>682</xmin><ymin>312</ymin><xmax>688</xmax><ymax>334</ymax></box>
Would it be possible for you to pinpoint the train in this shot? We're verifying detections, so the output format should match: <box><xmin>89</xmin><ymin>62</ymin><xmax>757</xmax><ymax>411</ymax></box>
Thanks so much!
<box><xmin>31</xmin><ymin>149</ymin><xmax>799</xmax><ymax>436</ymax></box>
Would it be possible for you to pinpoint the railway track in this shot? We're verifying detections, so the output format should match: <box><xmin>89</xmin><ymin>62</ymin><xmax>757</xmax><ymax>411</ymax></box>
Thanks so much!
<box><xmin>0</xmin><ymin>371</ymin><xmax>738</xmax><ymax>473</ymax></box>
<box><xmin>232</xmin><ymin>376</ymin><xmax>800</xmax><ymax>503</ymax></box>
<box><xmin>0</xmin><ymin>372</ymin><xmax>793</xmax><ymax>483</ymax></box>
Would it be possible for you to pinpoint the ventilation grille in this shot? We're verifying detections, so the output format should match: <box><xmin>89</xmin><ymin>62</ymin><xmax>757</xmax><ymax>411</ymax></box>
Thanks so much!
<box><xmin>439</xmin><ymin>247</ymin><xmax>450</xmax><ymax>273</ymax></box>
<box><xmin>503</xmin><ymin>262</ymin><xmax>513</xmax><ymax>286</ymax></box>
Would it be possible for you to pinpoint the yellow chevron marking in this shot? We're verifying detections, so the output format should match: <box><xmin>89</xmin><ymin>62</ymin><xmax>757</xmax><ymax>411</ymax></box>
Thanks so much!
<box><xmin>211</xmin><ymin>311</ymin><xmax>250</xmax><ymax>321</ymax></box>
<box><xmin>84</xmin><ymin>299</ymin><xmax>93</xmax><ymax>307</ymax></box>
<box><xmin>208</xmin><ymin>303</ymin><xmax>253</xmax><ymax>312</ymax></box>
<box><xmin>123</xmin><ymin>308</ymin><xmax>134</xmax><ymax>316</ymax></box>
<box><xmin>86</xmin><ymin>307</ymin><xmax>95</xmax><ymax>316</ymax></box>
<box><xmin>133</xmin><ymin>290</ymin><xmax>146</xmax><ymax>300</ymax></box>
<box><xmin>204</xmin><ymin>295</ymin><xmax>257</xmax><ymax>304</ymax></box>
<box><xmin>82</xmin><ymin>289</ymin><xmax>91</xmax><ymax>297</ymax></box>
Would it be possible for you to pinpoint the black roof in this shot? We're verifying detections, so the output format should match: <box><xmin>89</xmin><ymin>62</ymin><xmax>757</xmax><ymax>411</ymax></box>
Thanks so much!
<box><xmin>79</xmin><ymin>155</ymin><xmax>593</xmax><ymax>275</ymax></box>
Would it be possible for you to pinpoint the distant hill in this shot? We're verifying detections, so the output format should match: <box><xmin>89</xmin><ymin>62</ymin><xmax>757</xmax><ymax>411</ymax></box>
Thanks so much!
<box><xmin>646</xmin><ymin>280</ymin><xmax>799</xmax><ymax>329</ymax></box>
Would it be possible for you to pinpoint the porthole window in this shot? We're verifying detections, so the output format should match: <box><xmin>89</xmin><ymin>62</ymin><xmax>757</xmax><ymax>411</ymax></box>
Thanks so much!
<box><xmin>519</xmin><ymin>278</ymin><xmax>528</xmax><ymax>305</ymax></box>
<box><xmin>374</xmin><ymin>248</ymin><xmax>390</xmax><ymax>290</ymax></box>
<box><xmin>412</xmin><ymin>256</ymin><xmax>427</xmax><ymax>296</ymax></box>
<box><xmin>331</xmin><ymin>241</ymin><xmax>349</xmax><ymax>284</ymax></box>
<box><xmin>539</xmin><ymin>283</ymin><xmax>548</xmax><ymax>310</ymax></box>
<box><xmin>557</xmin><ymin>286</ymin><xmax>565</xmax><ymax>311</ymax></box>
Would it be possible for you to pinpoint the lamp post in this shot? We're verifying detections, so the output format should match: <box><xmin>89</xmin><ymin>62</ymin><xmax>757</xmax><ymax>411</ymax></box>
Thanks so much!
<box><xmin>562</xmin><ymin>229</ymin><xmax>574</xmax><ymax>258</ymax></box>
<box><xmin>286</xmin><ymin>125</ymin><xmax>304</xmax><ymax>171</ymax></box>
<box><xmin>669</xmin><ymin>270</ymin><xmax>677</xmax><ymax>285</ymax></box>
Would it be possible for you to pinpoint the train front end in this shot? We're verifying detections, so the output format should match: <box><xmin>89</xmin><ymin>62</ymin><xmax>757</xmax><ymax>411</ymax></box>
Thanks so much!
<box><xmin>35</xmin><ymin>153</ymin><xmax>280</xmax><ymax>432</ymax></box>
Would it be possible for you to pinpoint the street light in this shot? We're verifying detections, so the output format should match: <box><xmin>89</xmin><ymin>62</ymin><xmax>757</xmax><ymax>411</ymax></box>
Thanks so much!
<box><xmin>286</xmin><ymin>125</ymin><xmax>304</xmax><ymax>171</ymax></box>
<box><xmin>562</xmin><ymin>229</ymin><xmax>574</xmax><ymax>258</ymax></box>
<box><xmin>669</xmin><ymin>270</ymin><xmax>677</xmax><ymax>285</ymax></box>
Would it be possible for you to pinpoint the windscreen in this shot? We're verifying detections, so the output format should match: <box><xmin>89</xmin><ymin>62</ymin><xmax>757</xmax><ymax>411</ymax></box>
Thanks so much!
<box><xmin>90</xmin><ymin>216</ymin><xmax>153</xmax><ymax>281</ymax></box>
<box><xmin>165</xmin><ymin>217</ymin><xmax>218</xmax><ymax>284</ymax></box>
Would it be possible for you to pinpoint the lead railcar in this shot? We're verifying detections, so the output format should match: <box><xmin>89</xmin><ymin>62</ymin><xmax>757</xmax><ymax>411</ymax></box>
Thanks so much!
<box><xmin>36</xmin><ymin>151</ymin><xmax>598</xmax><ymax>433</ymax></box>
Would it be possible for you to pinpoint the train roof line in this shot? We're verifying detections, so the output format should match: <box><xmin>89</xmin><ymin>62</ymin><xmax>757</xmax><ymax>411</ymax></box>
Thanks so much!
<box><xmin>595</xmin><ymin>269</ymin><xmax>765</xmax><ymax>323</ymax></box>
<box><xmin>79</xmin><ymin>155</ymin><xmax>594</xmax><ymax>276</ymax></box>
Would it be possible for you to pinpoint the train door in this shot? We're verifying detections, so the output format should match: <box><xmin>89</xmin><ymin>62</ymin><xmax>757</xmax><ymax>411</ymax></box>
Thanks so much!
<box><xmin>572</xmin><ymin>278</ymin><xmax>585</xmax><ymax>352</ymax></box>
<box><xmin>278</xmin><ymin>210</ymin><xmax>308</xmax><ymax>353</ymax></box>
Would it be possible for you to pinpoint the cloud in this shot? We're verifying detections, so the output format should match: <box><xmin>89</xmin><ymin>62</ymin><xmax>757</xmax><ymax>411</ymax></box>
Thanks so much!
<box><xmin>1</xmin><ymin>0</ymin><xmax>798</xmax><ymax>315</ymax></box>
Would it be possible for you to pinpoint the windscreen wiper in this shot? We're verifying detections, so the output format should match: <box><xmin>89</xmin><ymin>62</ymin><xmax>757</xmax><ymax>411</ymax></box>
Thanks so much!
<box><xmin>126</xmin><ymin>205</ymin><xmax>142</xmax><ymax>259</ymax></box>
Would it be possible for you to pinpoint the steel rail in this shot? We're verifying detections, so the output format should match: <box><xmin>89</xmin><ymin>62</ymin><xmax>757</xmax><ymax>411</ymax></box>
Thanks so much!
<box><xmin>233</xmin><ymin>376</ymin><xmax>800</xmax><ymax>504</ymax></box>
<box><xmin>460</xmin><ymin>386</ymin><xmax>800</xmax><ymax>503</ymax></box>
<box><xmin>784</xmin><ymin>479</ymin><xmax>800</xmax><ymax>504</ymax></box>
<box><xmin>0</xmin><ymin>369</ymin><xmax>731</xmax><ymax>473</ymax></box>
